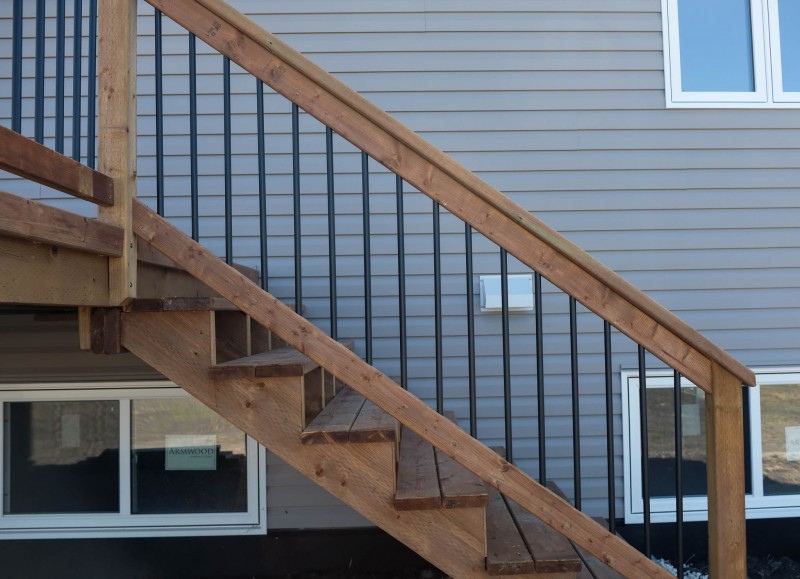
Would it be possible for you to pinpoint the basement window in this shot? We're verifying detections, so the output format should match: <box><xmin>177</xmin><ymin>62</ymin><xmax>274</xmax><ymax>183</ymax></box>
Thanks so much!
<box><xmin>0</xmin><ymin>381</ymin><xmax>266</xmax><ymax>538</ymax></box>
<box><xmin>622</xmin><ymin>367</ymin><xmax>800</xmax><ymax>523</ymax></box>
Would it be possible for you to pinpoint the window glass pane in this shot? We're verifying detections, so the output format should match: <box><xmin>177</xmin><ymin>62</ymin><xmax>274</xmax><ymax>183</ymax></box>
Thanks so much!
<box><xmin>778</xmin><ymin>0</ymin><xmax>800</xmax><ymax>92</ymax></box>
<box><xmin>677</xmin><ymin>0</ymin><xmax>755</xmax><ymax>92</ymax></box>
<box><xmin>3</xmin><ymin>401</ymin><xmax>120</xmax><ymax>514</ymax></box>
<box><xmin>646</xmin><ymin>386</ymin><xmax>708</xmax><ymax>497</ymax></box>
<box><xmin>131</xmin><ymin>398</ymin><xmax>248</xmax><ymax>514</ymax></box>
<box><xmin>761</xmin><ymin>384</ymin><xmax>800</xmax><ymax>496</ymax></box>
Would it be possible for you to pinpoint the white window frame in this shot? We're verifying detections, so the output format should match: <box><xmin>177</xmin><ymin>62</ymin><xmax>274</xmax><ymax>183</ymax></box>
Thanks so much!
<box><xmin>0</xmin><ymin>381</ymin><xmax>267</xmax><ymax>539</ymax></box>
<box><xmin>622</xmin><ymin>367</ymin><xmax>800</xmax><ymax>524</ymax></box>
<box><xmin>662</xmin><ymin>0</ymin><xmax>799</xmax><ymax>107</ymax></box>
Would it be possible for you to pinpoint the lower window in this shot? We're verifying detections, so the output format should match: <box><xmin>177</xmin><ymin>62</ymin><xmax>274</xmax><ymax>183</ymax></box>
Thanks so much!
<box><xmin>622</xmin><ymin>367</ymin><xmax>800</xmax><ymax>523</ymax></box>
<box><xmin>0</xmin><ymin>381</ymin><xmax>266</xmax><ymax>538</ymax></box>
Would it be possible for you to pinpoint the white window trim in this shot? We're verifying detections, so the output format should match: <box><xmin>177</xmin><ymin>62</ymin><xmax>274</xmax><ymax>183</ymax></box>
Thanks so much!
<box><xmin>0</xmin><ymin>381</ymin><xmax>267</xmax><ymax>539</ymax></box>
<box><xmin>662</xmin><ymin>0</ymin><xmax>799</xmax><ymax>108</ymax></box>
<box><xmin>622</xmin><ymin>367</ymin><xmax>800</xmax><ymax>524</ymax></box>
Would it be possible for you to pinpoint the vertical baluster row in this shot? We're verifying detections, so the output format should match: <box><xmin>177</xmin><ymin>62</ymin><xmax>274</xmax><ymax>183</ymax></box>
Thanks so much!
<box><xmin>637</xmin><ymin>345</ymin><xmax>652</xmax><ymax>557</ymax></box>
<box><xmin>465</xmin><ymin>225</ymin><xmax>477</xmax><ymax>437</ymax></box>
<box><xmin>535</xmin><ymin>271</ymin><xmax>546</xmax><ymax>483</ymax></box>
<box><xmin>604</xmin><ymin>320</ymin><xmax>616</xmax><ymax>532</ymax></box>
<box><xmin>35</xmin><ymin>0</ymin><xmax>46</xmax><ymax>144</ymax></box>
<box><xmin>86</xmin><ymin>0</ymin><xmax>97</xmax><ymax>168</ymax></box>
<box><xmin>223</xmin><ymin>57</ymin><xmax>233</xmax><ymax>264</ymax></box>
<box><xmin>326</xmin><ymin>128</ymin><xmax>338</xmax><ymax>340</ymax></box>
<box><xmin>433</xmin><ymin>203</ymin><xmax>443</xmax><ymax>413</ymax></box>
<box><xmin>72</xmin><ymin>0</ymin><xmax>83</xmax><ymax>161</ymax></box>
<box><xmin>256</xmin><ymin>80</ymin><xmax>268</xmax><ymax>290</ymax></box>
<box><xmin>362</xmin><ymin>153</ymin><xmax>373</xmax><ymax>365</ymax></box>
<box><xmin>154</xmin><ymin>11</ymin><xmax>164</xmax><ymax>216</ymax></box>
<box><xmin>55</xmin><ymin>0</ymin><xmax>66</xmax><ymax>153</ymax></box>
<box><xmin>501</xmin><ymin>249</ymin><xmax>512</xmax><ymax>462</ymax></box>
<box><xmin>570</xmin><ymin>296</ymin><xmax>582</xmax><ymax>509</ymax></box>
<box><xmin>189</xmin><ymin>34</ymin><xmax>199</xmax><ymax>241</ymax></box>
<box><xmin>396</xmin><ymin>177</ymin><xmax>408</xmax><ymax>389</ymax></box>
<box><xmin>292</xmin><ymin>103</ymin><xmax>302</xmax><ymax>314</ymax></box>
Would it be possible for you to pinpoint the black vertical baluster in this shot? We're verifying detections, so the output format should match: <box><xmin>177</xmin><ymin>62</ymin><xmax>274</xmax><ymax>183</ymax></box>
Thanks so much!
<box><xmin>189</xmin><ymin>34</ymin><xmax>199</xmax><ymax>241</ymax></box>
<box><xmin>55</xmin><ymin>0</ymin><xmax>66</xmax><ymax>153</ymax></box>
<box><xmin>35</xmin><ymin>0</ymin><xmax>45</xmax><ymax>144</ymax></box>
<box><xmin>396</xmin><ymin>176</ymin><xmax>408</xmax><ymax>390</ymax></box>
<box><xmin>12</xmin><ymin>0</ymin><xmax>23</xmax><ymax>133</ymax></box>
<box><xmin>361</xmin><ymin>152</ymin><xmax>373</xmax><ymax>365</ymax></box>
<box><xmin>292</xmin><ymin>103</ymin><xmax>303</xmax><ymax>314</ymax></box>
<box><xmin>535</xmin><ymin>271</ymin><xmax>546</xmax><ymax>484</ymax></box>
<box><xmin>223</xmin><ymin>57</ymin><xmax>233</xmax><ymax>264</ymax></box>
<box><xmin>501</xmin><ymin>249</ymin><xmax>512</xmax><ymax>463</ymax></box>
<box><xmin>86</xmin><ymin>0</ymin><xmax>97</xmax><ymax>168</ymax></box>
<box><xmin>465</xmin><ymin>225</ymin><xmax>477</xmax><ymax>437</ymax></box>
<box><xmin>570</xmin><ymin>296</ymin><xmax>581</xmax><ymax>510</ymax></box>
<box><xmin>674</xmin><ymin>370</ymin><xmax>684</xmax><ymax>579</ymax></box>
<box><xmin>72</xmin><ymin>0</ymin><xmax>83</xmax><ymax>162</ymax></box>
<box><xmin>155</xmin><ymin>10</ymin><xmax>164</xmax><ymax>216</ymax></box>
<box><xmin>433</xmin><ymin>202</ymin><xmax>443</xmax><ymax>414</ymax></box>
<box><xmin>326</xmin><ymin>127</ymin><xmax>338</xmax><ymax>340</ymax></box>
<box><xmin>638</xmin><ymin>345</ymin><xmax>652</xmax><ymax>558</ymax></box>
<box><xmin>604</xmin><ymin>320</ymin><xmax>616</xmax><ymax>532</ymax></box>
<box><xmin>256</xmin><ymin>80</ymin><xmax>268</xmax><ymax>291</ymax></box>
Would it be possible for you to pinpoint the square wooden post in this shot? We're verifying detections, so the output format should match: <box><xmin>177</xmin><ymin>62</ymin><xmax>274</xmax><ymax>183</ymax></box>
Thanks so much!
<box><xmin>705</xmin><ymin>362</ymin><xmax>747</xmax><ymax>578</ymax></box>
<box><xmin>98</xmin><ymin>0</ymin><xmax>137</xmax><ymax>304</ymax></box>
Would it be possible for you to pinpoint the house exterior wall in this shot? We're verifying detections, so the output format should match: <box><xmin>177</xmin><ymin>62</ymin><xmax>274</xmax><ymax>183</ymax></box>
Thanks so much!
<box><xmin>1</xmin><ymin>0</ymin><xmax>799</xmax><ymax>530</ymax></box>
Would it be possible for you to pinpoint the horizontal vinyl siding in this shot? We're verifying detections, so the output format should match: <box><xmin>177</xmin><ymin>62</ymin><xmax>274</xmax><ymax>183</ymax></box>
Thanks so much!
<box><xmin>1</xmin><ymin>0</ymin><xmax>800</xmax><ymax>526</ymax></box>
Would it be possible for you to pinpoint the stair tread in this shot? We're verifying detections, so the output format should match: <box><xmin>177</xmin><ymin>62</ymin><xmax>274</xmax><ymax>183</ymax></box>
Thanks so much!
<box><xmin>301</xmin><ymin>387</ymin><xmax>366</xmax><ymax>444</ymax></box>
<box><xmin>435</xmin><ymin>448</ymin><xmax>488</xmax><ymax>509</ymax></box>
<box><xmin>349</xmin><ymin>399</ymin><xmax>398</xmax><ymax>443</ymax></box>
<box><xmin>486</xmin><ymin>487</ymin><xmax>537</xmax><ymax>576</ymax></box>
<box><xmin>209</xmin><ymin>338</ymin><xmax>353</xmax><ymax>379</ymax></box>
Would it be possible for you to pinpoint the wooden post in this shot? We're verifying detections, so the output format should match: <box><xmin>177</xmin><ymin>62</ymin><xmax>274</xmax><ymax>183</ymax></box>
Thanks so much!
<box><xmin>98</xmin><ymin>0</ymin><xmax>137</xmax><ymax>305</ymax></box>
<box><xmin>705</xmin><ymin>363</ymin><xmax>747</xmax><ymax>578</ymax></box>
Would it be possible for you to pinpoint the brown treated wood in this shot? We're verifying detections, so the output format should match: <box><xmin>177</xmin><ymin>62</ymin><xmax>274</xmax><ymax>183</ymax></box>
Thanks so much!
<box><xmin>506</xmin><ymin>496</ymin><xmax>581</xmax><ymax>573</ymax></box>
<box><xmin>0</xmin><ymin>126</ymin><xmax>113</xmax><ymax>206</ymax></box>
<box><xmin>132</xmin><ymin>198</ymin><xmax>673</xmax><ymax>578</ymax></box>
<box><xmin>0</xmin><ymin>236</ymin><xmax>110</xmax><ymax>306</ymax></box>
<box><xmin>147</xmin><ymin>0</ymin><xmax>754</xmax><ymax>392</ymax></box>
<box><xmin>137</xmin><ymin>237</ymin><xmax>179</xmax><ymax>269</ymax></box>
<box><xmin>435</xmin><ymin>447</ymin><xmax>488</xmax><ymax>509</ymax></box>
<box><xmin>486</xmin><ymin>487</ymin><xmax>536</xmax><ymax>576</ymax></box>
<box><xmin>214</xmin><ymin>311</ymin><xmax>249</xmax><ymax>364</ymax></box>
<box><xmin>121</xmin><ymin>310</ymin><xmax>489</xmax><ymax>578</ymax></box>
<box><xmin>78</xmin><ymin>306</ymin><xmax>91</xmax><ymax>350</ymax></box>
<box><xmin>706</xmin><ymin>364</ymin><xmax>747</xmax><ymax>579</ymax></box>
<box><xmin>350</xmin><ymin>400</ymin><xmax>398</xmax><ymax>444</ymax></box>
<box><xmin>90</xmin><ymin>307</ymin><xmax>122</xmax><ymax>355</ymax></box>
<box><xmin>303</xmin><ymin>367</ymin><xmax>325</xmax><ymax>427</ymax></box>
<box><xmin>250</xmin><ymin>320</ymin><xmax>272</xmax><ymax>354</ymax></box>
<box><xmin>301</xmin><ymin>387</ymin><xmax>366</xmax><ymax>445</ymax></box>
<box><xmin>137</xmin><ymin>262</ymin><xmax>219</xmax><ymax>299</ymax></box>
<box><xmin>394</xmin><ymin>426</ymin><xmax>441</xmax><ymax>511</ymax></box>
<box><xmin>209</xmin><ymin>346</ymin><xmax>320</xmax><ymax>379</ymax></box>
<box><xmin>125</xmin><ymin>297</ymin><xmax>237</xmax><ymax>312</ymax></box>
<box><xmin>0</xmin><ymin>191</ymin><xmax>124</xmax><ymax>257</ymax></box>
<box><xmin>98</xmin><ymin>0</ymin><xmax>137</xmax><ymax>304</ymax></box>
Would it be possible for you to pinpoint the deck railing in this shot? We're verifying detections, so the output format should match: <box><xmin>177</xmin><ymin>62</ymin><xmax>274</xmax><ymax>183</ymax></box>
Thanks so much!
<box><xmin>0</xmin><ymin>1</ymin><xmax>755</xmax><ymax>577</ymax></box>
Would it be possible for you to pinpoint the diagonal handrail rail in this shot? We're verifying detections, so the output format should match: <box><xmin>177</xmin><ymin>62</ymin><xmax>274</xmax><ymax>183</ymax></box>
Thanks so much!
<box><xmin>147</xmin><ymin>0</ymin><xmax>754</xmax><ymax>393</ymax></box>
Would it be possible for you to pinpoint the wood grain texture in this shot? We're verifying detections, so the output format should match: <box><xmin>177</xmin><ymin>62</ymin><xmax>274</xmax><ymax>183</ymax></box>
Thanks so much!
<box><xmin>137</xmin><ymin>262</ymin><xmax>218</xmax><ymax>299</ymax></box>
<box><xmin>125</xmin><ymin>297</ymin><xmax>237</xmax><ymax>312</ymax></box>
<box><xmin>145</xmin><ymin>0</ymin><xmax>754</xmax><ymax>391</ymax></box>
<box><xmin>395</xmin><ymin>426</ymin><xmax>442</xmax><ymax>511</ymax></box>
<box><xmin>301</xmin><ymin>387</ymin><xmax>366</xmax><ymax>445</ymax></box>
<box><xmin>213</xmin><ymin>311</ymin><xmax>249</xmax><ymax>364</ymax></box>
<box><xmin>209</xmin><ymin>346</ymin><xmax>320</xmax><ymax>379</ymax></box>
<box><xmin>486</xmin><ymin>487</ymin><xmax>536</xmax><ymax>576</ymax></box>
<box><xmin>132</xmin><ymin>198</ymin><xmax>673</xmax><ymax>578</ymax></box>
<box><xmin>705</xmin><ymin>364</ymin><xmax>747</xmax><ymax>579</ymax></box>
<box><xmin>506</xmin><ymin>496</ymin><xmax>581</xmax><ymax>573</ymax></box>
<box><xmin>98</xmin><ymin>0</ymin><xmax>138</xmax><ymax>304</ymax></box>
<box><xmin>0</xmin><ymin>236</ymin><xmax>110</xmax><ymax>306</ymax></box>
<box><xmin>121</xmin><ymin>310</ymin><xmax>491</xmax><ymax>578</ymax></box>
<box><xmin>0</xmin><ymin>191</ymin><xmax>123</xmax><ymax>256</ymax></box>
<box><xmin>435</xmin><ymin>447</ymin><xmax>488</xmax><ymax>509</ymax></box>
<box><xmin>0</xmin><ymin>126</ymin><xmax>113</xmax><ymax>206</ymax></box>
<box><xmin>350</xmin><ymin>399</ymin><xmax>398</xmax><ymax>444</ymax></box>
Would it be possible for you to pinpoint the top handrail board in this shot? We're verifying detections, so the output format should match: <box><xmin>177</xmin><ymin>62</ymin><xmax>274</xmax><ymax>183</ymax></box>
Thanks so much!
<box><xmin>0</xmin><ymin>126</ymin><xmax>114</xmax><ymax>207</ymax></box>
<box><xmin>146</xmin><ymin>0</ymin><xmax>755</xmax><ymax>390</ymax></box>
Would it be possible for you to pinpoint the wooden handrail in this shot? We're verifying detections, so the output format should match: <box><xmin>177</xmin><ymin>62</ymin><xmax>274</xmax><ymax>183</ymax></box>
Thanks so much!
<box><xmin>0</xmin><ymin>126</ymin><xmax>114</xmax><ymax>206</ymax></box>
<box><xmin>147</xmin><ymin>0</ymin><xmax>754</xmax><ymax>392</ymax></box>
<box><xmin>132</xmin><ymin>198</ymin><xmax>672</xmax><ymax>578</ymax></box>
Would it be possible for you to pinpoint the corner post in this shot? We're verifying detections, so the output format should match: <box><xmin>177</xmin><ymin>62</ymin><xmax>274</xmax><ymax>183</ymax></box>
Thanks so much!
<box><xmin>98</xmin><ymin>0</ymin><xmax>137</xmax><ymax>305</ymax></box>
<box><xmin>705</xmin><ymin>362</ymin><xmax>747</xmax><ymax>578</ymax></box>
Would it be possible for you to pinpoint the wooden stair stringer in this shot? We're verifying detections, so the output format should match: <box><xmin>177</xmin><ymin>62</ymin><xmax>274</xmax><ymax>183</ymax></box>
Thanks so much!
<box><xmin>121</xmin><ymin>309</ymin><xmax>518</xmax><ymax>579</ymax></box>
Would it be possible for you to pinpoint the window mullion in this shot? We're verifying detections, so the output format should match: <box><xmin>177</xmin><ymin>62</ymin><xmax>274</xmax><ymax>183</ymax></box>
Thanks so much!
<box><xmin>119</xmin><ymin>398</ymin><xmax>132</xmax><ymax>517</ymax></box>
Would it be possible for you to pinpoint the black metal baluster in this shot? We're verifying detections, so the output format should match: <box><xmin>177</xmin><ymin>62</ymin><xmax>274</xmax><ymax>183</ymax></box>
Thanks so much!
<box><xmin>55</xmin><ymin>0</ymin><xmax>66</xmax><ymax>153</ymax></box>
<box><xmin>433</xmin><ymin>202</ymin><xmax>443</xmax><ymax>414</ymax></box>
<box><xmin>638</xmin><ymin>345</ymin><xmax>652</xmax><ymax>558</ymax></box>
<box><xmin>501</xmin><ymin>249</ymin><xmax>512</xmax><ymax>462</ymax></box>
<box><xmin>604</xmin><ymin>320</ymin><xmax>616</xmax><ymax>532</ymax></box>
<box><xmin>674</xmin><ymin>370</ymin><xmax>684</xmax><ymax>579</ymax></box>
<box><xmin>326</xmin><ymin>127</ymin><xmax>338</xmax><ymax>340</ymax></box>
<box><xmin>72</xmin><ymin>0</ymin><xmax>83</xmax><ymax>161</ymax></box>
<box><xmin>466</xmin><ymin>225</ymin><xmax>477</xmax><ymax>437</ymax></box>
<box><xmin>535</xmin><ymin>271</ymin><xmax>546</xmax><ymax>484</ymax></box>
<box><xmin>570</xmin><ymin>296</ymin><xmax>581</xmax><ymax>509</ymax></box>
<box><xmin>362</xmin><ymin>152</ymin><xmax>373</xmax><ymax>365</ymax></box>
<box><xmin>86</xmin><ymin>0</ymin><xmax>97</xmax><ymax>168</ymax></box>
<box><xmin>35</xmin><ymin>0</ymin><xmax>45</xmax><ymax>144</ymax></box>
<box><xmin>155</xmin><ymin>10</ymin><xmax>164</xmax><ymax>216</ymax></box>
<box><xmin>223</xmin><ymin>57</ymin><xmax>233</xmax><ymax>264</ymax></box>
<box><xmin>189</xmin><ymin>33</ymin><xmax>199</xmax><ymax>241</ymax></box>
<box><xmin>256</xmin><ymin>80</ymin><xmax>268</xmax><ymax>291</ymax></box>
<box><xmin>292</xmin><ymin>103</ymin><xmax>303</xmax><ymax>314</ymax></box>
<box><xmin>396</xmin><ymin>176</ymin><xmax>408</xmax><ymax>390</ymax></box>
<box><xmin>12</xmin><ymin>0</ymin><xmax>23</xmax><ymax>133</ymax></box>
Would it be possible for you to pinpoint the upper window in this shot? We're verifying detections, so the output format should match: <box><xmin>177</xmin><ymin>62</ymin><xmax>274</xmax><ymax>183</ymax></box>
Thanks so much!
<box><xmin>662</xmin><ymin>0</ymin><xmax>800</xmax><ymax>107</ymax></box>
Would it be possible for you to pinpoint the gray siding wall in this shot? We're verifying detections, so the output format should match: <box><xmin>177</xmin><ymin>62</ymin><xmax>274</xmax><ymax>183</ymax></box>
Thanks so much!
<box><xmin>2</xmin><ymin>0</ymin><xmax>800</xmax><ymax>527</ymax></box>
